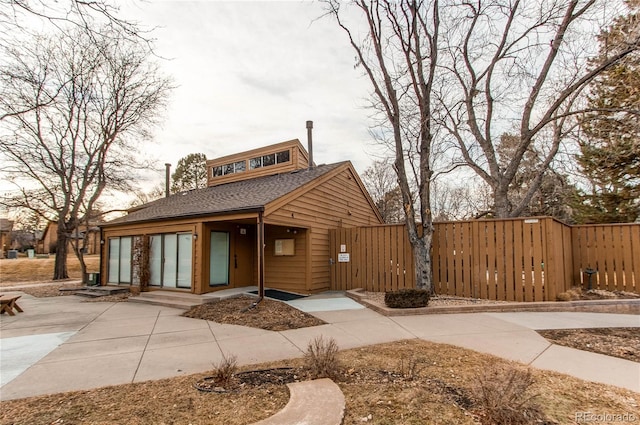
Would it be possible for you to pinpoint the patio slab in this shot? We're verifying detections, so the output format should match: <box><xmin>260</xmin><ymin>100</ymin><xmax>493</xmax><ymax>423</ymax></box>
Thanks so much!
<box><xmin>134</xmin><ymin>341</ymin><xmax>224</xmax><ymax>382</ymax></box>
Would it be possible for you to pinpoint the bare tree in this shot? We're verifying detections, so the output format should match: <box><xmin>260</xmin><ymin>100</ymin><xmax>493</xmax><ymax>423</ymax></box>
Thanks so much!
<box><xmin>438</xmin><ymin>0</ymin><xmax>639</xmax><ymax>217</ymax></box>
<box><xmin>0</xmin><ymin>0</ymin><xmax>151</xmax><ymax>45</ymax></box>
<box><xmin>361</xmin><ymin>160</ymin><xmax>405</xmax><ymax>223</ymax></box>
<box><xmin>0</xmin><ymin>25</ymin><xmax>172</xmax><ymax>280</ymax></box>
<box><xmin>327</xmin><ymin>0</ymin><xmax>440</xmax><ymax>291</ymax></box>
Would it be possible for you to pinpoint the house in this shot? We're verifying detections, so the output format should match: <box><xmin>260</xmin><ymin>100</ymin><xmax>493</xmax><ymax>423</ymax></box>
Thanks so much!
<box><xmin>37</xmin><ymin>221</ymin><xmax>100</xmax><ymax>255</ymax></box>
<box><xmin>100</xmin><ymin>139</ymin><xmax>383</xmax><ymax>295</ymax></box>
<box><xmin>0</xmin><ymin>218</ymin><xmax>14</xmax><ymax>258</ymax></box>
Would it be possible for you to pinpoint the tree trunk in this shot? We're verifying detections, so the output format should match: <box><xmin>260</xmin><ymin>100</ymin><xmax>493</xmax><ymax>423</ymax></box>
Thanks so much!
<box><xmin>413</xmin><ymin>232</ymin><xmax>432</xmax><ymax>293</ymax></box>
<box><xmin>77</xmin><ymin>250</ymin><xmax>87</xmax><ymax>284</ymax></box>
<box><xmin>493</xmin><ymin>185</ymin><xmax>511</xmax><ymax>218</ymax></box>
<box><xmin>406</xmin><ymin>220</ymin><xmax>433</xmax><ymax>292</ymax></box>
<box><xmin>53</xmin><ymin>223</ymin><xmax>69</xmax><ymax>280</ymax></box>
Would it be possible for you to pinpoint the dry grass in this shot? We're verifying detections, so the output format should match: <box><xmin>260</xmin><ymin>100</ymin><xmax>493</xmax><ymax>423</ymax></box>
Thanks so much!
<box><xmin>2</xmin><ymin>339</ymin><xmax>639</xmax><ymax>425</ymax></box>
<box><xmin>0</xmin><ymin>255</ymin><xmax>100</xmax><ymax>285</ymax></box>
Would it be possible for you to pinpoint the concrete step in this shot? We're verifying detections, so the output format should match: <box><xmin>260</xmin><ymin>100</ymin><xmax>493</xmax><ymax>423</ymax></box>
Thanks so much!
<box><xmin>74</xmin><ymin>286</ymin><xmax>130</xmax><ymax>298</ymax></box>
<box><xmin>128</xmin><ymin>291</ymin><xmax>209</xmax><ymax>310</ymax></box>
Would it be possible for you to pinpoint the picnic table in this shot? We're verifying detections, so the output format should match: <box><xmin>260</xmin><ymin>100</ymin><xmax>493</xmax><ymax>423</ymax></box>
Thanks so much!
<box><xmin>0</xmin><ymin>294</ymin><xmax>24</xmax><ymax>316</ymax></box>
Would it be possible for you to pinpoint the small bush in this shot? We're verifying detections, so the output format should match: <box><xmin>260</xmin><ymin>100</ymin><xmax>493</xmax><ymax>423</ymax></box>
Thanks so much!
<box><xmin>213</xmin><ymin>354</ymin><xmax>237</xmax><ymax>388</ymax></box>
<box><xmin>397</xmin><ymin>354</ymin><xmax>426</xmax><ymax>381</ymax></box>
<box><xmin>556</xmin><ymin>292</ymin><xmax>572</xmax><ymax>301</ymax></box>
<box><xmin>304</xmin><ymin>336</ymin><xmax>340</xmax><ymax>380</ymax></box>
<box><xmin>385</xmin><ymin>288</ymin><xmax>430</xmax><ymax>308</ymax></box>
<box><xmin>472</xmin><ymin>364</ymin><xmax>546</xmax><ymax>425</ymax></box>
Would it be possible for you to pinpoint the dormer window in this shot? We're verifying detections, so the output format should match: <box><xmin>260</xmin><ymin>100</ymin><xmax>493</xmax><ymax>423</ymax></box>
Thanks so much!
<box><xmin>212</xmin><ymin>160</ymin><xmax>246</xmax><ymax>177</ymax></box>
<box><xmin>250</xmin><ymin>149</ymin><xmax>290</xmax><ymax>170</ymax></box>
<box><xmin>206</xmin><ymin>140</ymin><xmax>306</xmax><ymax>187</ymax></box>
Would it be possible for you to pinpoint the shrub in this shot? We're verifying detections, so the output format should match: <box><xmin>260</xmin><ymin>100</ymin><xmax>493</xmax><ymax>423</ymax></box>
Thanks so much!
<box><xmin>472</xmin><ymin>364</ymin><xmax>546</xmax><ymax>425</ymax></box>
<box><xmin>385</xmin><ymin>288</ymin><xmax>430</xmax><ymax>308</ymax></box>
<box><xmin>304</xmin><ymin>336</ymin><xmax>340</xmax><ymax>380</ymax></box>
<box><xmin>397</xmin><ymin>354</ymin><xmax>426</xmax><ymax>381</ymax></box>
<box><xmin>213</xmin><ymin>354</ymin><xmax>237</xmax><ymax>388</ymax></box>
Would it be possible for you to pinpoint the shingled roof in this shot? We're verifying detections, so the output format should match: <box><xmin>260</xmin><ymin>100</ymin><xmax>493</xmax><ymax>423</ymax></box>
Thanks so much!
<box><xmin>103</xmin><ymin>162</ymin><xmax>347</xmax><ymax>226</ymax></box>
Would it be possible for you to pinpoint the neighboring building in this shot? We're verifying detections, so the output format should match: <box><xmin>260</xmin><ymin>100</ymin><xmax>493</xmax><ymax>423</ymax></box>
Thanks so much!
<box><xmin>0</xmin><ymin>218</ymin><xmax>14</xmax><ymax>258</ymax></box>
<box><xmin>100</xmin><ymin>139</ymin><xmax>383</xmax><ymax>295</ymax></box>
<box><xmin>37</xmin><ymin>221</ymin><xmax>101</xmax><ymax>255</ymax></box>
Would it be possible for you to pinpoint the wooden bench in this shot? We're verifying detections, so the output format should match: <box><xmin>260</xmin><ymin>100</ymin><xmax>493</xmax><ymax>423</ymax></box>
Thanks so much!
<box><xmin>252</xmin><ymin>378</ymin><xmax>345</xmax><ymax>425</ymax></box>
<box><xmin>0</xmin><ymin>295</ymin><xmax>24</xmax><ymax>316</ymax></box>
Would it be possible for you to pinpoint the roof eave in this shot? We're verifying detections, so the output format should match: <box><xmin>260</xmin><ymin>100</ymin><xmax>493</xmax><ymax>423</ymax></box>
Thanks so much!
<box><xmin>100</xmin><ymin>205</ymin><xmax>265</xmax><ymax>228</ymax></box>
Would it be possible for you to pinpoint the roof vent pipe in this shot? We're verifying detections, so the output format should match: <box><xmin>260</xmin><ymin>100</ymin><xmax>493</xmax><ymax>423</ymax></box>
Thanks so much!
<box><xmin>306</xmin><ymin>120</ymin><xmax>313</xmax><ymax>169</ymax></box>
<box><xmin>165</xmin><ymin>163</ymin><xmax>171</xmax><ymax>197</ymax></box>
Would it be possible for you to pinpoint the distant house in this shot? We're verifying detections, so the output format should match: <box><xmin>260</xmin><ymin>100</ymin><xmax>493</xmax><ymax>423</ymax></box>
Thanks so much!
<box><xmin>100</xmin><ymin>139</ymin><xmax>383</xmax><ymax>295</ymax></box>
<box><xmin>0</xmin><ymin>218</ymin><xmax>14</xmax><ymax>258</ymax></box>
<box><xmin>37</xmin><ymin>221</ymin><xmax>101</xmax><ymax>255</ymax></box>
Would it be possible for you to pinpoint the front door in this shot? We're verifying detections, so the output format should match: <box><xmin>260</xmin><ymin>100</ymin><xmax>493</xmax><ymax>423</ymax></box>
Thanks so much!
<box><xmin>209</xmin><ymin>231</ymin><xmax>230</xmax><ymax>286</ymax></box>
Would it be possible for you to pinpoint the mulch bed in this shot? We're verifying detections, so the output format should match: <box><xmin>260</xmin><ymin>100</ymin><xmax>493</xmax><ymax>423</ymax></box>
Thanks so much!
<box><xmin>537</xmin><ymin>328</ymin><xmax>640</xmax><ymax>362</ymax></box>
<box><xmin>182</xmin><ymin>295</ymin><xmax>326</xmax><ymax>331</ymax></box>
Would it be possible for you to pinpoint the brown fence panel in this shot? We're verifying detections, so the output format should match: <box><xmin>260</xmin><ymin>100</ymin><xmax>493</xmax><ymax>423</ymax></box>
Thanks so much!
<box><xmin>331</xmin><ymin>219</ymin><xmax>639</xmax><ymax>298</ymax></box>
<box><xmin>432</xmin><ymin>218</ymin><xmax>553</xmax><ymax>301</ymax></box>
<box><xmin>572</xmin><ymin>223</ymin><xmax>639</xmax><ymax>293</ymax></box>
<box><xmin>329</xmin><ymin>225</ymin><xmax>414</xmax><ymax>292</ymax></box>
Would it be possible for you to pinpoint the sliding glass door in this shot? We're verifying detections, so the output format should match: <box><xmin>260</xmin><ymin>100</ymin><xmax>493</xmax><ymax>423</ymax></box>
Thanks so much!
<box><xmin>149</xmin><ymin>233</ymin><xmax>192</xmax><ymax>289</ymax></box>
<box><xmin>108</xmin><ymin>236</ymin><xmax>132</xmax><ymax>284</ymax></box>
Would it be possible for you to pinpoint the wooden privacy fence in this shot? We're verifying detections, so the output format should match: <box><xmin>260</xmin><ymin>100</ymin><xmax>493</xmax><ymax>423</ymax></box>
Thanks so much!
<box><xmin>329</xmin><ymin>218</ymin><xmax>639</xmax><ymax>301</ymax></box>
<box><xmin>329</xmin><ymin>225</ymin><xmax>415</xmax><ymax>292</ymax></box>
<box><xmin>572</xmin><ymin>223</ymin><xmax>640</xmax><ymax>293</ymax></box>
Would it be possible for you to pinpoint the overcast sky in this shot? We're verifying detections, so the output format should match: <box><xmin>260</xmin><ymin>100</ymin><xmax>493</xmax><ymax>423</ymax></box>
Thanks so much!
<box><xmin>118</xmin><ymin>0</ymin><xmax>383</xmax><ymax>188</ymax></box>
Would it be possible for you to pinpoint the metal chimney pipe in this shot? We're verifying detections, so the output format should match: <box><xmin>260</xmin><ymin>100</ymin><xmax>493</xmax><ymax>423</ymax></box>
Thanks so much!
<box><xmin>165</xmin><ymin>163</ymin><xmax>171</xmax><ymax>197</ymax></box>
<box><xmin>306</xmin><ymin>120</ymin><xmax>313</xmax><ymax>169</ymax></box>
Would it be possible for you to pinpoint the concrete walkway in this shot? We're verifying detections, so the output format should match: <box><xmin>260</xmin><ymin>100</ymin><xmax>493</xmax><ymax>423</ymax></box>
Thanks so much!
<box><xmin>1</xmin><ymin>292</ymin><xmax>638</xmax><ymax>401</ymax></box>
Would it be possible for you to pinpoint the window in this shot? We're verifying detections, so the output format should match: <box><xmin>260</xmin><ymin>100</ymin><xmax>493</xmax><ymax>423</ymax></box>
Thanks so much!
<box><xmin>249</xmin><ymin>157</ymin><xmax>262</xmax><ymax>169</ymax></box>
<box><xmin>212</xmin><ymin>160</ymin><xmax>246</xmax><ymax>177</ymax></box>
<box><xmin>108</xmin><ymin>237</ymin><xmax>132</xmax><ymax>284</ymax></box>
<box><xmin>249</xmin><ymin>150</ymin><xmax>290</xmax><ymax>169</ymax></box>
<box><xmin>209</xmin><ymin>231</ymin><xmax>230</xmax><ymax>286</ymax></box>
<box><xmin>262</xmin><ymin>153</ymin><xmax>275</xmax><ymax>167</ymax></box>
<box><xmin>276</xmin><ymin>150</ymin><xmax>290</xmax><ymax>163</ymax></box>
<box><xmin>149</xmin><ymin>232</ymin><xmax>193</xmax><ymax>289</ymax></box>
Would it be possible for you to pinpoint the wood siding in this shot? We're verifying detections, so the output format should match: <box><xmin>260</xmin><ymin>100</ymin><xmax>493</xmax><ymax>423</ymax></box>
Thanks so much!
<box><xmin>264</xmin><ymin>226</ymin><xmax>308</xmax><ymax>293</ymax></box>
<box><xmin>266</xmin><ymin>165</ymin><xmax>383</xmax><ymax>293</ymax></box>
<box><xmin>206</xmin><ymin>140</ymin><xmax>309</xmax><ymax>187</ymax></box>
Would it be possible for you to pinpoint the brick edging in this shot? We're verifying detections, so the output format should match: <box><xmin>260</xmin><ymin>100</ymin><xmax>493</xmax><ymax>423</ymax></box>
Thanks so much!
<box><xmin>345</xmin><ymin>289</ymin><xmax>640</xmax><ymax>316</ymax></box>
